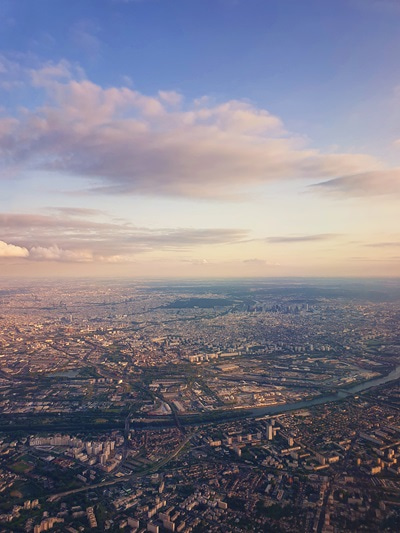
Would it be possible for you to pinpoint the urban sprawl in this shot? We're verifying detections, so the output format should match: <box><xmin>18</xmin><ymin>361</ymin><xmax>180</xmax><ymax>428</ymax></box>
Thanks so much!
<box><xmin>0</xmin><ymin>278</ymin><xmax>399</xmax><ymax>532</ymax></box>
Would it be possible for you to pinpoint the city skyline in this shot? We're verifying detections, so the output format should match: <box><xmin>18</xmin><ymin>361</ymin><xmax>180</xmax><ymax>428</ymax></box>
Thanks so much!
<box><xmin>0</xmin><ymin>0</ymin><xmax>399</xmax><ymax>277</ymax></box>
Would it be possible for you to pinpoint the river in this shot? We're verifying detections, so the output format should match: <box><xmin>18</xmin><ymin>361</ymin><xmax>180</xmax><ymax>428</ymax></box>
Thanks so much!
<box><xmin>249</xmin><ymin>364</ymin><xmax>400</xmax><ymax>418</ymax></box>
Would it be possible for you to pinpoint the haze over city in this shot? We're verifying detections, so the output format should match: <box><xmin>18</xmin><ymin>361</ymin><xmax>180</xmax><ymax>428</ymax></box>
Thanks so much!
<box><xmin>0</xmin><ymin>0</ymin><xmax>399</xmax><ymax>278</ymax></box>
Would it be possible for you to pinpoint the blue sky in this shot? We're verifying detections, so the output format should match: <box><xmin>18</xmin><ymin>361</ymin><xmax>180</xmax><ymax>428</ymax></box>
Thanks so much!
<box><xmin>0</xmin><ymin>0</ymin><xmax>399</xmax><ymax>277</ymax></box>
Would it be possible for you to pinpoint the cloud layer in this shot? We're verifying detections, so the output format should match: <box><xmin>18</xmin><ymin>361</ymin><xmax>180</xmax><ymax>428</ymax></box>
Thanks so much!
<box><xmin>0</xmin><ymin>58</ymin><xmax>390</xmax><ymax>199</ymax></box>
<box><xmin>0</xmin><ymin>211</ymin><xmax>248</xmax><ymax>262</ymax></box>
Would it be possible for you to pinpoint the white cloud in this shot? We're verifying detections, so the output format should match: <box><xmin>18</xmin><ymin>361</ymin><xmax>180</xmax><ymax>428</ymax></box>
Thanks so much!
<box><xmin>29</xmin><ymin>245</ymin><xmax>93</xmax><ymax>262</ymax></box>
<box><xmin>158</xmin><ymin>90</ymin><xmax>182</xmax><ymax>106</ymax></box>
<box><xmin>0</xmin><ymin>240</ymin><xmax>29</xmax><ymax>257</ymax></box>
<box><xmin>30</xmin><ymin>59</ymin><xmax>74</xmax><ymax>87</ymax></box>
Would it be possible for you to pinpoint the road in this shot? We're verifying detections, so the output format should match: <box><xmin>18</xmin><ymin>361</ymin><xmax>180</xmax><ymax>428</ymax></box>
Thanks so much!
<box><xmin>47</xmin><ymin>433</ymin><xmax>193</xmax><ymax>502</ymax></box>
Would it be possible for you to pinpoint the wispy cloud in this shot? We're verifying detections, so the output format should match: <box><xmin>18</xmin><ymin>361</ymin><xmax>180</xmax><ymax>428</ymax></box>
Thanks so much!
<box><xmin>243</xmin><ymin>258</ymin><xmax>280</xmax><ymax>267</ymax></box>
<box><xmin>351</xmin><ymin>0</ymin><xmax>400</xmax><ymax>14</ymax></box>
<box><xmin>0</xmin><ymin>212</ymin><xmax>248</xmax><ymax>262</ymax></box>
<box><xmin>364</xmin><ymin>241</ymin><xmax>400</xmax><ymax>248</ymax></box>
<box><xmin>44</xmin><ymin>207</ymin><xmax>106</xmax><ymax>217</ymax></box>
<box><xmin>69</xmin><ymin>20</ymin><xmax>102</xmax><ymax>58</ymax></box>
<box><xmin>265</xmin><ymin>234</ymin><xmax>339</xmax><ymax>244</ymax></box>
<box><xmin>311</xmin><ymin>169</ymin><xmax>400</xmax><ymax>197</ymax></box>
<box><xmin>350</xmin><ymin>256</ymin><xmax>400</xmax><ymax>262</ymax></box>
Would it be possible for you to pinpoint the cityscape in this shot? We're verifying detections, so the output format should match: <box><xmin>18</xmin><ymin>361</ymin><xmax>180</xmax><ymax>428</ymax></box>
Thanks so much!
<box><xmin>0</xmin><ymin>278</ymin><xmax>399</xmax><ymax>532</ymax></box>
<box><xmin>1</xmin><ymin>0</ymin><xmax>400</xmax><ymax>531</ymax></box>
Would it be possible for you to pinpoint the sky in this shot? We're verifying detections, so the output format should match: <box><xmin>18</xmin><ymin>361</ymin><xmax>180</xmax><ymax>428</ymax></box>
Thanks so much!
<box><xmin>0</xmin><ymin>0</ymin><xmax>399</xmax><ymax>278</ymax></box>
